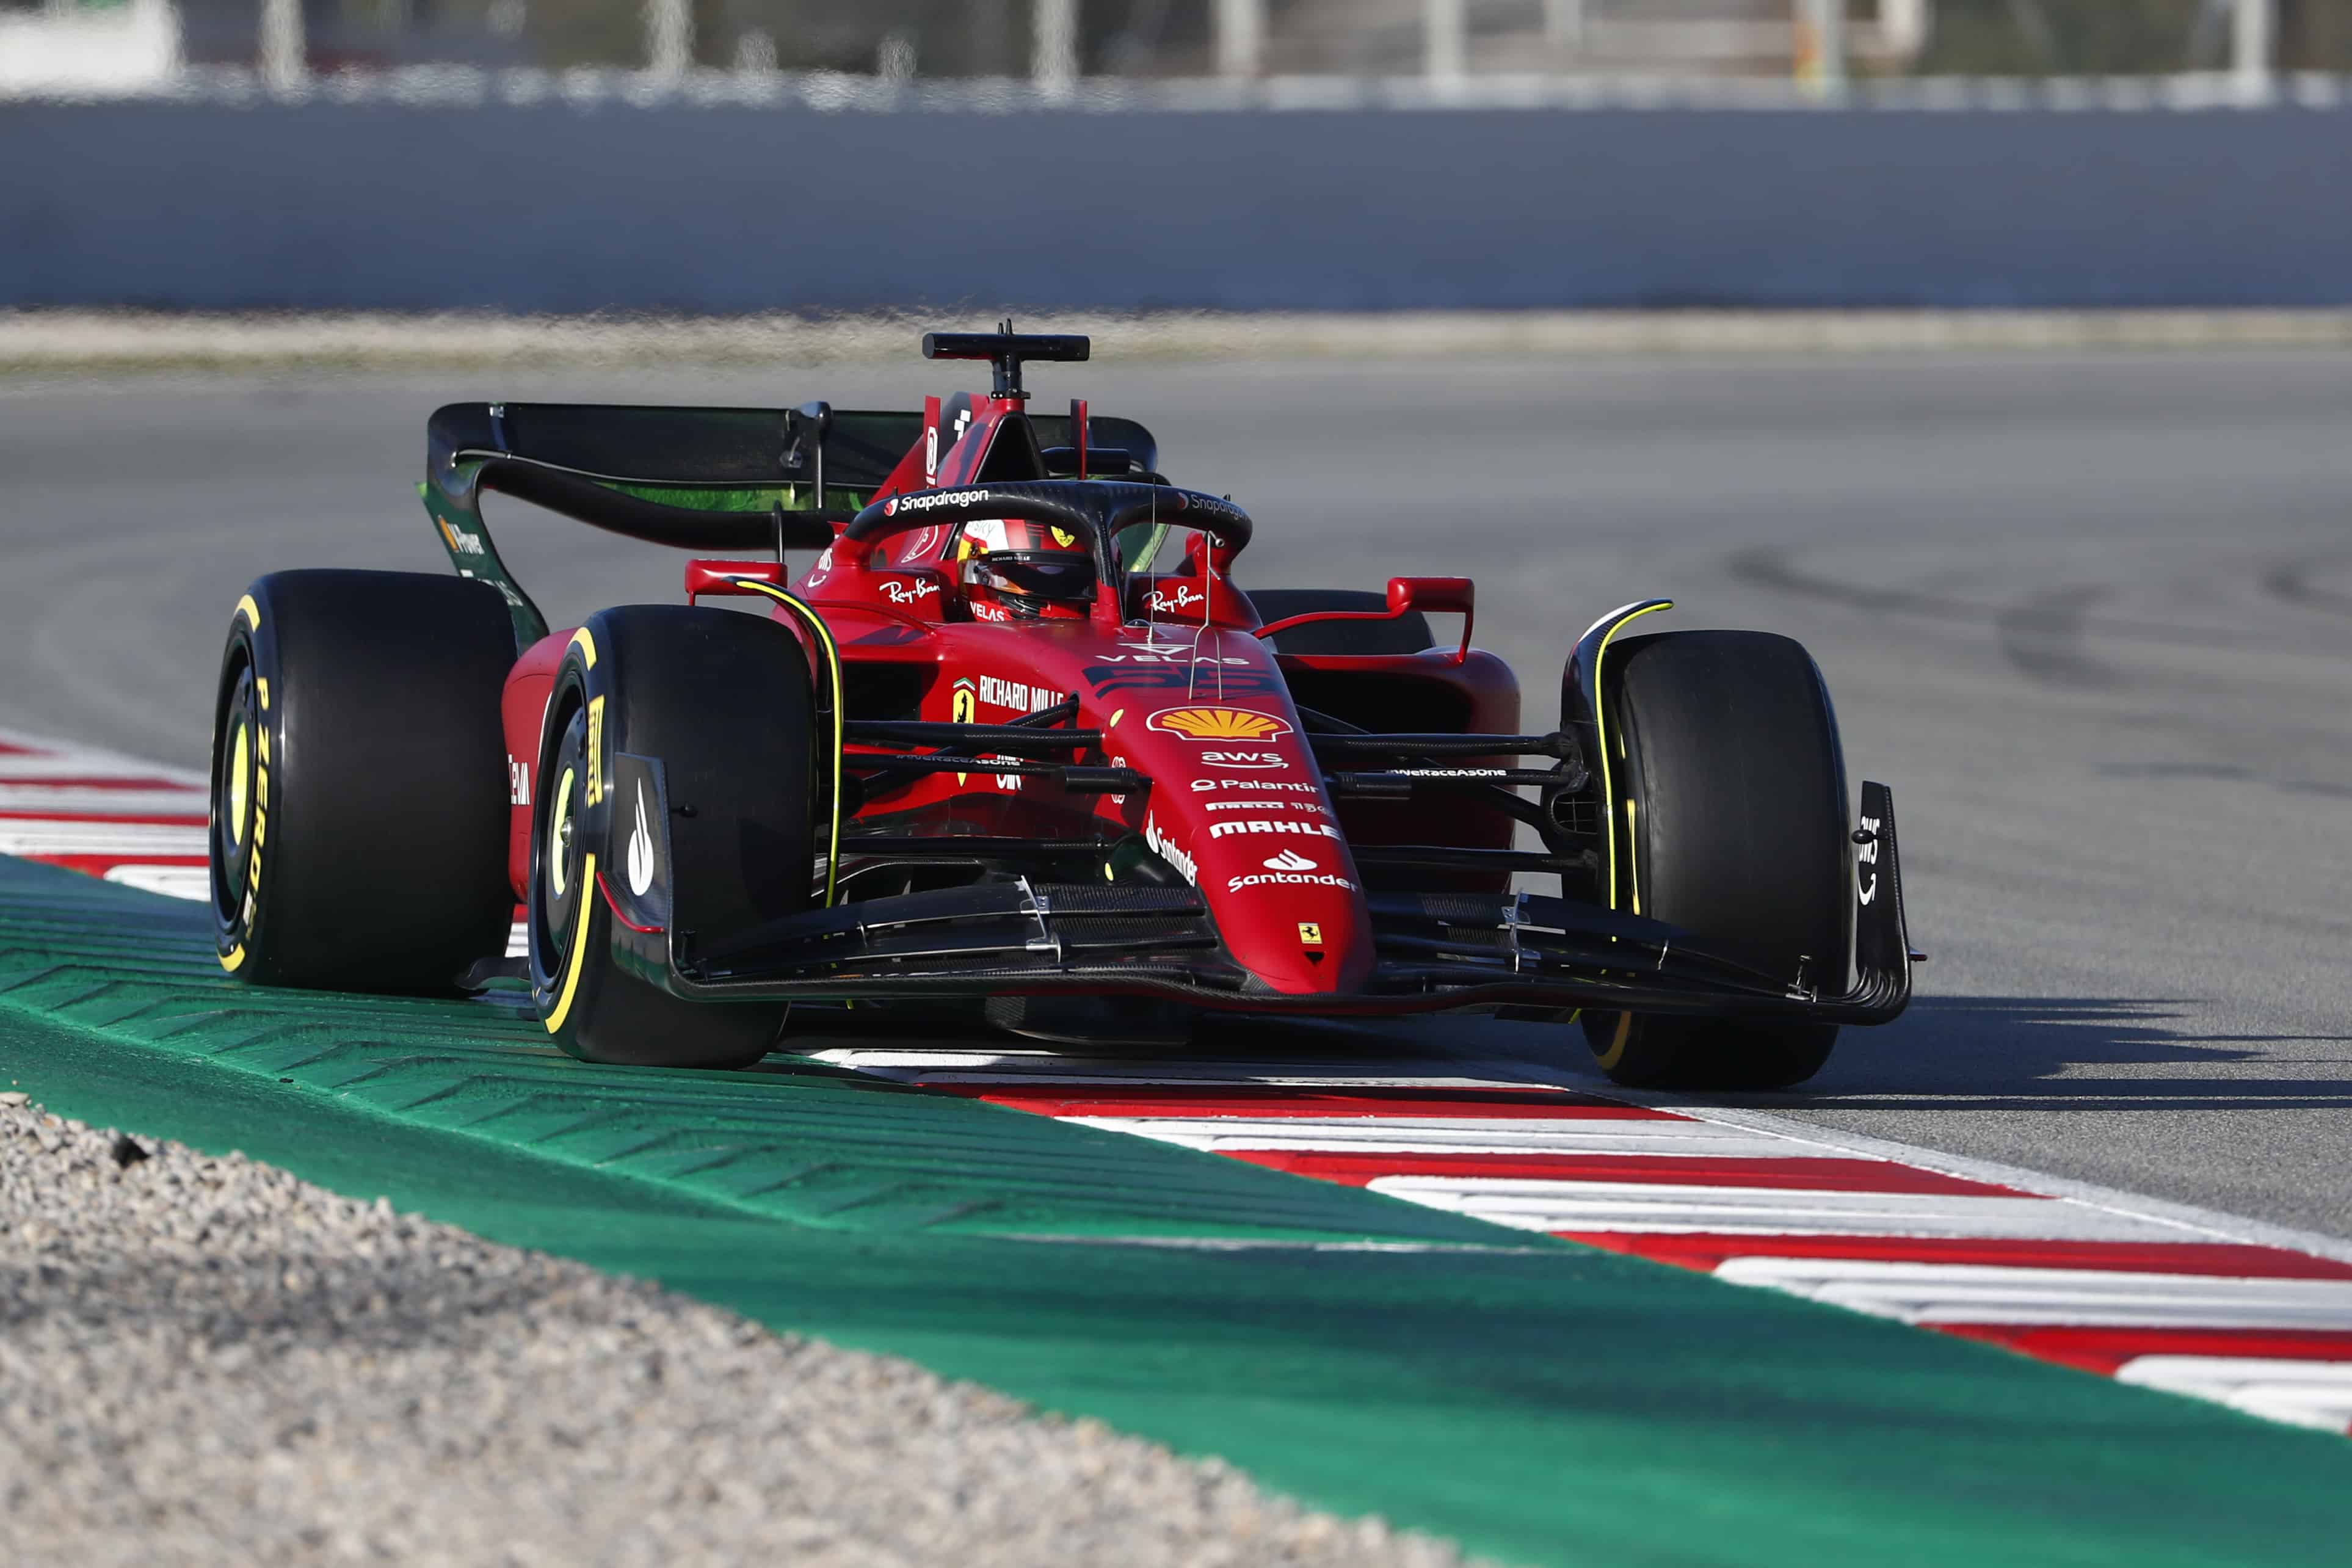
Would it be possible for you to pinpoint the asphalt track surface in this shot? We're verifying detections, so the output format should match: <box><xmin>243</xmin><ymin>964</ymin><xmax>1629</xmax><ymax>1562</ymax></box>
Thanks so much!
<box><xmin>4</xmin><ymin>349</ymin><xmax>2351</xmax><ymax>1244</ymax></box>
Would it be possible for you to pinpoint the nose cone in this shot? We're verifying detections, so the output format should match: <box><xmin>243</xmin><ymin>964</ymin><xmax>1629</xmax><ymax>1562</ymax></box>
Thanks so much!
<box><xmin>1169</xmin><ymin>808</ymin><xmax>1373</xmax><ymax>995</ymax></box>
<box><xmin>1227</xmin><ymin>883</ymin><xmax>1374</xmax><ymax>994</ymax></box>
<box><xmin>1095</xmin><ymin>672</ymin><xmax>1371</xmax><ymax>996</ymax></box>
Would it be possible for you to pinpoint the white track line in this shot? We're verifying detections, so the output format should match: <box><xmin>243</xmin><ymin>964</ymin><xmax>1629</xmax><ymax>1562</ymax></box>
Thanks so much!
<box><xmin>1369</xmin><ymin>1181</ymin><xmax>2180</xmax><ymax>1242</ymax></box>
<box><xmin>0</xmin><ymin>822</ymin><xmax>208</xmax><ymax>856</ymax></box>
<box><xmin>1716</xmin><ymin>1258</ymin><xmax>2352</xmax><ymax>1328</ymax></box>
<box><xmin>2115</xmin><ymin>1359</ymin><xmax>2352</xmax><ymax>1432</ymax></box>
<box><xmin>0</xmin><ymin>787</ymin><xmax>206</xmax><ymax>816</ymax></box>
<box><xmin>104</xmin><ymin>865</ymin><xmax>212</xmax><ymax>899</ymax></box>
<box><xmin>0</xmin><ymin>727</ymin><xmax>206</xmax><ymax>785</ymax></box>
<box><xmin>1082</xmin><ymin>1119</ymin><xmax>1809</xmax><ymax>1158</ymax></box>
<box><xmin>1624</xmin><ymin>1095</ymin><xmax>2352</xmax><ymax>1270</ymax></box>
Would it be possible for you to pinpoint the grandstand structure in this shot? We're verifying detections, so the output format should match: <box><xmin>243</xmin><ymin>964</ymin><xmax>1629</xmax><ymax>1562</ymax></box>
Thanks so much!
<box><xmin>0</xmin><ymin>1</ymin><xmax>2337</xmax><ymax>98</ymax></box>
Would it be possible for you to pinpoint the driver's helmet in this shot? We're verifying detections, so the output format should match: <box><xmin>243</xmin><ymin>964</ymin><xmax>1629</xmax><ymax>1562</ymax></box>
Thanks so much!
<box><xmin>956</xmin><ymin>518</ymin><xmax>1095</xmax><ymax>621</ymax></box>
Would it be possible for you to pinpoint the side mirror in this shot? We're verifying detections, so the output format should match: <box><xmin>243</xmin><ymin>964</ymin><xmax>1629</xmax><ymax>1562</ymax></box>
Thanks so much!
<box><xmin>1252</xmin><ymin>576</ymin><xmax>1476</xmax><ymax>663</ymax></box>
<box><xmin>1388</xmin><ymin>576</ymin><xmax>1473</xmax><ymax>617</ymax></box>
<box><xmin>1388</xmin><ymin>576</ymin><xmax>1475</xmax><ymax>662</ymax></box>
<box><xmin>685</xmin><ymin>559</ymin><xmax>783</xmax><ymax>604</ymax></box>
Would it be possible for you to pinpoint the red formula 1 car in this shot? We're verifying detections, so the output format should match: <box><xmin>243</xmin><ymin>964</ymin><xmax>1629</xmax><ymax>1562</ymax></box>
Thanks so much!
<box><xmin>206</xmin><ymin>329</ymin><xmax>1912</xmax><ymax>1089</ymax></box>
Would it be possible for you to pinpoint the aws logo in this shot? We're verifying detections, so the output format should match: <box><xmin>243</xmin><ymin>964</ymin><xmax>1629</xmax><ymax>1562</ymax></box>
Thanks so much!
<box><xmin>1145</xmin><ymin>706</ymin><xmax>1291</xmax><ymax>742</ymax></box>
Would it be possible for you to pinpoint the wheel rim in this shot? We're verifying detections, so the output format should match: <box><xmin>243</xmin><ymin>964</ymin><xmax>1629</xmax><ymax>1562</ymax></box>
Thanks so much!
<box><xmin>226</xmin><ymin>724</ymin><xmax>250</xmax><ymax>846</ymax></box>
<box><xmin>547</xmin><ymin>766</ymin><xmax>579</xmax><ymax>903</ymax></box>
<box><xmin>535</xmin><ymin>708</ymin><xmax>587</xmax><ymax>976</ymax></box>
<box><xmin>210</xmin><ymin>662</ymin><xmax>258</xmax><ymax>923</ymax></box>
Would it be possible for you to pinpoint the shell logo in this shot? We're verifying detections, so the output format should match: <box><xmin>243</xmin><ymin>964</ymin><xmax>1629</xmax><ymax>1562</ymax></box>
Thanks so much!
<box><xmin>1145</xmin><ymin>706</ymin><xmax>1293</xmax><ymax>741</ymax></box>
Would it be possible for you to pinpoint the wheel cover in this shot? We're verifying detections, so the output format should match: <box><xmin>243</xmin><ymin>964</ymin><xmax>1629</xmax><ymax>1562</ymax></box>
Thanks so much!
<box><xmin>534</xmin><ymin>707</ymin><xmax>588</xmax><ymax>979</ymax></box>
<box><xmin>550</xmin><ymin>768</ymin><xmax>576</xmax><ymax>890</ymax></box>
<box><xmin>226</xmin><ymin>724</ymin><xmax>250</xmax><ymax>847</ymax></box>
<box><xmin>209</xmin><ymin>662</ymin><xmax>258</xmax><ymax>925</ymax></box>
<box><xmin>546</xmin><ymin>764</ymin><xmax>579</xmax><ymax>923</ymax></box>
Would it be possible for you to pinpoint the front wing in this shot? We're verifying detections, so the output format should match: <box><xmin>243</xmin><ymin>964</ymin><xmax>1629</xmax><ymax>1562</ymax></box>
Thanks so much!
<box><xmin>601</xmin><ymin>753</ymin><xmax>1913</xmax><ymax>1027</ymax></box>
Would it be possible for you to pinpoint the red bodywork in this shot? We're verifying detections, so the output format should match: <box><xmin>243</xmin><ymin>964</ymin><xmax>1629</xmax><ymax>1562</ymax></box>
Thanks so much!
<box><xmin>499</xmin><ymin>386</ymin><xmax>1518</xmax><ymax>1001</ymax></box>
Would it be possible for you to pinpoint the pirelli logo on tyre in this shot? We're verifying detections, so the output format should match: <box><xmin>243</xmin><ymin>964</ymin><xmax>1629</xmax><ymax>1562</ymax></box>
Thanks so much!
<box><xmin>584</xmin><ymin>696</ymin><xmax>607</xmax><ymax>807</ymax></box>
<box><xmin>1145</xmin><ymin>706</ymin><xmax>1291</xmax><ymax>742</ymax></box>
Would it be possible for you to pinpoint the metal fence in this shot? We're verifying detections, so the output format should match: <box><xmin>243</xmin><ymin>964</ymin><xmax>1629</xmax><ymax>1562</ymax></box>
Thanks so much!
<box><xmin>6</xmin><ymin>1</ymin><xmax>2348</xmax><ymax>101</ymax></box>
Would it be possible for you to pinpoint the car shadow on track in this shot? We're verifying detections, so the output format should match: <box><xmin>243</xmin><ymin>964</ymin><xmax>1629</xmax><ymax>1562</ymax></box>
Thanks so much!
<box><xmin>1715</xmin><ymin>993</ymin><xmax>2352</xmax><ymax>1112</ymax></box>
<box><xmin>742</xmin><ymin>995</ymin><xmax>2352</xmax><ymax>1116</ymax></box>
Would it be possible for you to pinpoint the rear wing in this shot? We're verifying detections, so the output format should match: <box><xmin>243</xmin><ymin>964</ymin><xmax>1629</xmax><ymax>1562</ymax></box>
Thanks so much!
<box><xmin>421</xmin><ymin>401</ymin><xmax>1159</xmax><ymax>648</ymax></box>
<box><xmin>422</xmin><ymin>402</ymin><xmax>924</xmax><ymax>647</ymax></box>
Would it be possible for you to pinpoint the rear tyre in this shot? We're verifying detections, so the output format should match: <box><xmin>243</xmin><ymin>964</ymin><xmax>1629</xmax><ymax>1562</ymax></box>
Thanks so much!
<box><xmin>208</xmin><ymin>570</ymin><xmax>516</xmax><ymax>990</ymax></box>
<box><xmin>529</xmin><ymin>606</ymin><xmax>815</xmax><ymax>1070</ymax></box>
<box><xmin>1247</xmin><ymin>589</ymin><xmax>1434</xmax><ymax>656</ymax></box>
<box><xmin>1579</xmin><ymin>630</ymin><xmax>1849</xmax><ymax>1091</ymax></box>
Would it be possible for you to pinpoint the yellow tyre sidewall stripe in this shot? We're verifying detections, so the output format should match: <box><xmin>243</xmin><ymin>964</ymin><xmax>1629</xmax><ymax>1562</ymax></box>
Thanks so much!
<box><xmin>1589</xmin><ymin>600</ymin><xmax>1671</xmax><ymax>913</ymax></box>
<box><xmin>1593</xmin><ymin>1010</ymin><xmax>1635</xmax><ymax>1071</ymax></box>
<box><xmin>1581</xmin><ymin>599</ymin><xmax>1670</xmax><ymax>1067</ymax></box>
<box><xmin>545</xmin><ymin>851</ymin><xmax>598</xmax><ymax>1034</ymax></box>
<box><xmin>724</xmin><ymin>581</ymin><xmax>845</xmax><ymax>908</ymax></box>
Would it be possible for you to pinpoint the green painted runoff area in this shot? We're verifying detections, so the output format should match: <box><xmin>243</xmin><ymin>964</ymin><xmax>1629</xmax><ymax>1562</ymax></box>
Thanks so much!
<box><xmin>3</xmin><ymin>855</ymin><xmax>2344</xmax><ymax>1566</ymax></box>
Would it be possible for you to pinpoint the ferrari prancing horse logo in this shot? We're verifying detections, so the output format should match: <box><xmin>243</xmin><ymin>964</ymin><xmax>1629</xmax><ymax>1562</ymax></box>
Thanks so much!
<box><xmin>950</xmin><ymin>681</ymin><xmax>976</xmax><ymax>784</ymax></box>
<box><xmin>1145</xmin><ymin>706</ymin><xmax>1292</xmax><ymax>742</ymax></box>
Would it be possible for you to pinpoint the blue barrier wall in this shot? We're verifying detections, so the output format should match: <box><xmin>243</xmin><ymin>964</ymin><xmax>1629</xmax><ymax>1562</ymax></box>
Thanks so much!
<box><xmin>3</xmin><ymin>101</ymin><xmax>2347</xmax><ymax>310</ymax></box>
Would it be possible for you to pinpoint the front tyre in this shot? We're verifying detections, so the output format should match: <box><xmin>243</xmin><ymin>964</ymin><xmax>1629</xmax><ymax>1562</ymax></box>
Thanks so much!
<box><xmin>529</xmin><ymin>606</ymin><xmax>816</xmax><ymax>1070</ymax></box>
<box><xmin>1580</xmin><ymin>630</ymin><xmax>1849</xmax><ymax>1091</ymax></box>
<box><xmin>209</xmin><ymin>571</ymin><xmax>515</xmax><ymax>990</ymax></box>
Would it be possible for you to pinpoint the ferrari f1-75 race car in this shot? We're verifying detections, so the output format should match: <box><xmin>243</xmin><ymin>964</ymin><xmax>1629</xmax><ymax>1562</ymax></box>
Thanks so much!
<box><xmin>206</xmin><ymin>328</ymin><xmax>1913</xmax><ymax>1089</ymax></box>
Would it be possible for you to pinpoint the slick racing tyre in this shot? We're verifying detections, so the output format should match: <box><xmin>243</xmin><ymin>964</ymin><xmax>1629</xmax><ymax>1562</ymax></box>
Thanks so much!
<box><xmin>1580</xmin><ymin>630</ymin><xmax>1849</xmax><ymax>1091</ymax></box>
<box><xmin>529</xmin><ymin>606</ymin><xmax>816</xmax><ymax>1070</ymax></box>
<box><xmin>209</xmin><ymin>570</ymin><xmax>516</xmax><ymax>990</ymax></box>
<box><xmin>1246</xmin><ymin>589</ymin><xmax>1434</xmax><ymax>656</ymax></box>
